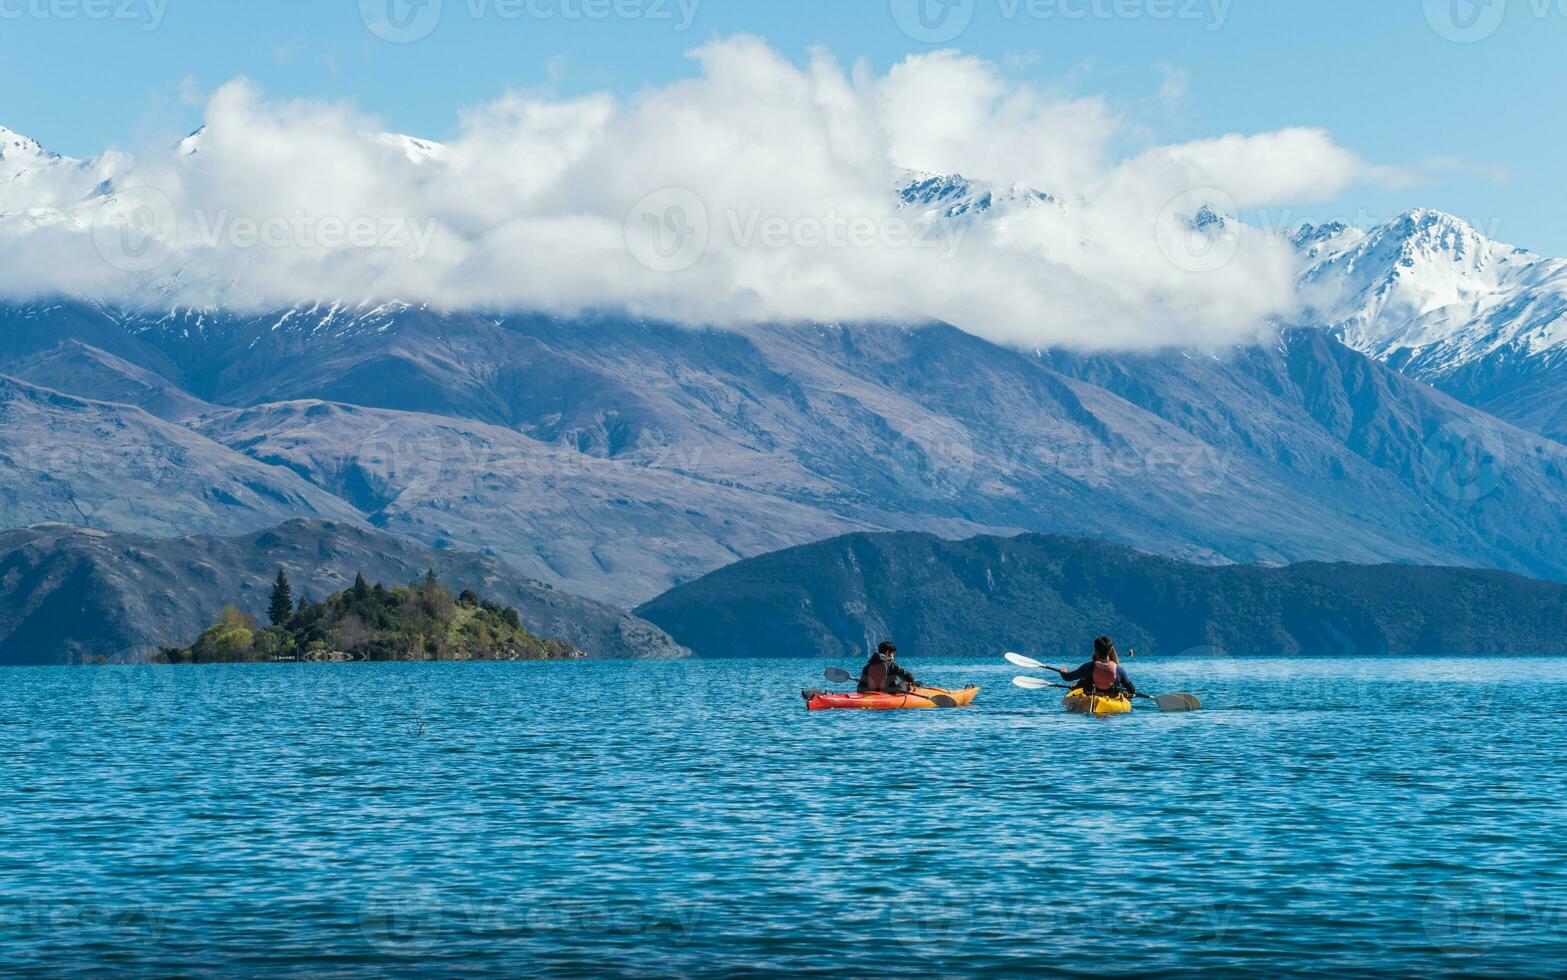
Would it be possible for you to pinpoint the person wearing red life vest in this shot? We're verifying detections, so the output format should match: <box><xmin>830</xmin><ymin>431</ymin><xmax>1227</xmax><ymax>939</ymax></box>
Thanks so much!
<box><xmin>857</xmin><ymin>641</ymin><xmax>919</xmax><ymax>694</ymax></box>
<box><xmin>1056</xmin><ymin>636</ymin><xmax>1136</xmax><ymax>698</ymax></box>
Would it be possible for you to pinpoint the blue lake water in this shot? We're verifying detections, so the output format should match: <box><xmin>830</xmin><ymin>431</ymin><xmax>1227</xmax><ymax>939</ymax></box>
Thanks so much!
<box><xmin>2</xmin><ymin>656</ymin><xmax>1566</xmax><ymax>977</ymax></box>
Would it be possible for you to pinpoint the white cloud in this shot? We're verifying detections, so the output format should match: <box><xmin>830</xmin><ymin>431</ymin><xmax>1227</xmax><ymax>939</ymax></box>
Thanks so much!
<box><xmin>0</xmin><ymin>37</ymin><xmax>1395</xmax><ymax>351</ymax></box>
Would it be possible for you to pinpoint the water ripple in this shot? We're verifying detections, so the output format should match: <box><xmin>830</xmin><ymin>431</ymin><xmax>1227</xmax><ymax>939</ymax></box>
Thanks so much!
<box><xmin>2</xmin><ymin>657</ymin><xmax>1566</xmax><ymax>977</ymax></box>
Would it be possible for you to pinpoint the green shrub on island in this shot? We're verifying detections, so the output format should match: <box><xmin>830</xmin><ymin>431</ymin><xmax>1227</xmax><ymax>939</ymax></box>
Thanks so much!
<box><xmin>161</xmin><ymin>569</ymin><xmax>580</xmax><ymax>663</ymax></box>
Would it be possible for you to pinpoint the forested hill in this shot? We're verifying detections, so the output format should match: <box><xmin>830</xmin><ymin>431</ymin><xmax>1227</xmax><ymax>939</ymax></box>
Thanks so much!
<box><xmin>0</xmin><ymin>520</ymin><xmax>685</xmax><ymax>665</ymax></box>
<box><xmin>636</xmin><ymin>532</ymin><xmax>1567</xmax><ymax>659</ymax></box>
<box><xmin>161</xmin><ymin>572</ymin><xmax>578</xmax><ymax>663</ymax></box>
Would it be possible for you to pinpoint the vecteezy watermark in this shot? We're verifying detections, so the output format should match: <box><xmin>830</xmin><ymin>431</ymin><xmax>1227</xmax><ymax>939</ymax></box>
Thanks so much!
<box><xmin>1424</xmin><ymin>0</ymin><xmax>1567</xmax><ymax>42</ymax></box>
<box><xmin>891</xmin><ymin>0</ymin><xmax>1232</xmax><ymax>43</ymax></box>
<box><xmin>1422</xmin><ymin>418</ymin><xmax>1506</xmax><ymax>502</ymax></box>
<box><xmin>1422</xmin><ymin>0</ymin><xmax>1508</xmax><ymax>43</ymax></box>
<box><xmin>2</xmin><ymin>900</ymin><xmax>169</xmax><ymax>940</ymax></box>
<box><xmin>188</xmin><ymin>211</ymin><xmax>440</xmax><ymax>258</ymax></box>
<box><xmin>888</xmin><ymin>892</ymin><xmax>1238</xmax><ymax>959</ymax></box>
<box><xmin>360</xmin><ymin>0</ymin><xmax>702</xmax><ymax>43</ymax></box>
<box><xmin>623</xmin><ymin>187</ymin><xmax>710</xmax><ymax>274</ymax></box>
<box><xmin>1423</xmin><ymin>874</ymin><xmax>1513</xmax><ymax>955</ymax></box>
<box><xmin>0</xmin><ymin>0</ymin><xmax>169</xmax><ymax>30</ymax></box>
<box><xmin>725</xmin><ymin>208</ymin><xmax>966</xmax><ymax>259</ymax></box>
<box><xmin>889</xmin><ymin>888</ymin><xmax>976</xmax><ymax>959</ymax></box>
<box><xmin>359</xmin><ymin>890</ymin><xmax>703</xmax><ymax>956</ymax></box>
<box><xmin>623</xmin><ymin>187</ymin><xmax>968</xmax><ymax>273</ymax></box>
<box><xmin>89</xmin><ymin>188</ymin><xmax>442</xmax><ymax>273</ymax></box>
<box><xmin>890</xmin><ymin>0</ymin><xmax>977</xmax><ymax>42</ymax></box>
<box><xmin>359</xmin><ymin>885</ymin><xmax>446</xmax><ymax>956</ymax></box>
<box><xmin>1154</xmin><ymin>188</ymin><xmax>1242</xmax><ymax>274</ymax></box>
<box><xmin>887</xmin><ymin>429</ymin><xmax>978</xmax><ymax>501</ymax></box>
<box><xmin>91</xmin><ymin>186</ymin><xmax>179</xmax><ymax>274</ymax></box>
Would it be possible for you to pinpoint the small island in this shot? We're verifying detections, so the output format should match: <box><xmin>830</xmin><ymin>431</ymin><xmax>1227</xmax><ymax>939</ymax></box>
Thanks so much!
<box><xmin>159</xmin><ymin>569</ymin><xmax>582</xmax><ymax>663</ymax></box>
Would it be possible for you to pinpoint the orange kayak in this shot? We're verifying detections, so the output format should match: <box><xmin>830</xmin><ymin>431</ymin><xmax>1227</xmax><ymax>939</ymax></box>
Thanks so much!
<box><xmin>803</xmin><ymin>685</ymin><xmax>979</xmax><ymax>711</ymax></box>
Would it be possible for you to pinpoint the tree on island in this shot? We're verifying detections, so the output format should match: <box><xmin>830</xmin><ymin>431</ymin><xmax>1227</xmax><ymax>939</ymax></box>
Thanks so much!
<box><xmin>268</xmin><ymin>568</ymin><xmax>294</xmax><ymax>626</ymax></box>
<box><xmin>164</xmin><ymin>572</ymin><xmax>579</xmax><ymax>663</ymax></box>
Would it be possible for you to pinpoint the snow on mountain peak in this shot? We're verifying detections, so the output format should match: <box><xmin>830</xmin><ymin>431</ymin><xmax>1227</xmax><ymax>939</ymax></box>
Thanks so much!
<box><xmin>178</xmin><ymin>126</ymin><xmax>206</xmax><ymax>156</ymax></box>
<box><xmin>895</xmin><ymin>170</ymin><xmax>1055</xmax><ymax>222</ymax></box>
<box><xmin>1295</xmin><ymin>208</ymin><xmax>1567</xmax><ymax>371</ymax></box>
<box><xmin>377</xmin><ymin>132</ymin><xmax>449</xmax><ymax>165</ymax></box>
<box><xmin>0</xmin><ymin>124</ymin><xmax>64</xmax><ymax>181</ymax></box>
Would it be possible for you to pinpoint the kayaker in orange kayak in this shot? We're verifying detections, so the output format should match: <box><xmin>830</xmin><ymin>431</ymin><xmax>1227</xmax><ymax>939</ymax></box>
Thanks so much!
<box><xmin>1055</xmin><ymin>636</ymin><xmax>1136</xmax><ymax>699</ymax></box>
<box><xmin>858</xmin><ymin>641</ymin><xmax>919</xmax><ymax>694</ymax></box>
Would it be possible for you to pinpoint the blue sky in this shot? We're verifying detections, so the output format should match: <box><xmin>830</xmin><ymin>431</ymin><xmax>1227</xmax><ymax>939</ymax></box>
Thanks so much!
<box><xmin>3</xmin><ymin>0</ymin><xmax>1564</xmax><ymax>252</ymax></box>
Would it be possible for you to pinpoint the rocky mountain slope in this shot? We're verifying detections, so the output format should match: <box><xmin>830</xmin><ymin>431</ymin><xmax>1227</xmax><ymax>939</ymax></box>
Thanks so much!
<box><xmin>4</xmin><ymin>301</ymin><xmax>1567</xmax><ymax>605</ymax></box>
<box><xmin>4</xmin><ymin>122</ymin><xmax>1567</xmax><ymax>607</ymax></box>
<box><xmin>0</xmin><ymin>519</ymin><xmax>686</xmax><ymax>665</ymax></box>
<box><xmin>636</xmin><ymin>531</ymin><xmax>1567</xmax><ymax>660</ymax></box>
<box><xmin>1293</xmin><ymin>210</ymin><xmax>1567</xmax><ymax>440</ymax></box>
<box><xmin>0</xmin><ymin>374</ymin><xmax>359</xmax><ymax>535</ymax></box>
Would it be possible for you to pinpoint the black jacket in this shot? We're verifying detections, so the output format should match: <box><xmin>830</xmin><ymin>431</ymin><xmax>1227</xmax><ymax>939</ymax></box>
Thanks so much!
<box><xmin>858</xmin><ymin>654</ymin><xmax>917</xmax><ymax>693</ymax></box>
<box><xmin>1061</xmin><ymin>660</ymin><xmax>1135</xmax><ymax>696</ymax></box>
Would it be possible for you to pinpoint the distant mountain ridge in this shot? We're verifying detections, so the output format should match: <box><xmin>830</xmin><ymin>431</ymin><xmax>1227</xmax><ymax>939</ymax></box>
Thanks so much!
<box><xmin>1292</xmin><ymin>209</ymin><xmax>1567</xmax><ymax>440</ymax></box>
<box><xmin>5</xmin><ymin>118</ymin><xmax>1566</xmax><ymax>441</ymax></box>
<box><xmin>636</xmin><ymin>531</ymin><xmax>1567</xmax><ymax>660</ymax></box>
<box><xmin>0</xmin><ymin>520</ymin><xmax>686</xmax><ymax>665</ymax></box>
<box><xmin>6</xmin><ymin>122</ymin><xmax>1567</xmax><ymax>605</ymax></box>
<box><xmin>5</xmin><ymin>300</ymin><xmax>1567</xmax><ymax>605</ymax></box>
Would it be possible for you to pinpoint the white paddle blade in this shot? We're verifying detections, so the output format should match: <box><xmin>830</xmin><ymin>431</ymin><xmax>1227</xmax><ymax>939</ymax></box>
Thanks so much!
<box><xmin>1004</xmin><ymin>652</ymin><xmax>1048</xmax><ymax>670</ymax></box>
<box><xmin>1012</xmin><ymin>675</ymin><xmax>1054</xmax><ymax>690</ymax></box>
<box><xmin>1152</xmin><ymin>693</ymin><xmax>1199</xmax><ymax>712</ymax></box>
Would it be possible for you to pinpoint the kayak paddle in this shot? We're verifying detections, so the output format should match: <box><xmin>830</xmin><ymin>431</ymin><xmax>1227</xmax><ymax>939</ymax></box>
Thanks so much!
<box><xmin>1006</xmin><ymin>654</ymin><xmax>1202</xmax><ymax>712</ymax></box>
<box><xmin>1005</xmin><ymin>651</ymin><xmax>1065</xmax><ymax>671</ymax></box>
<box><xmin>1012</xmin><ymin>675</ymin><xmax>1071</xmax><ymax>691</ymax></box>
<box><xmin>822</xmin><ymin>666</ymin><xmax>959</xmax><ymax>707</ymax></box>
<box><xmin>1135</xmin><ymin>692</ymin><xmax>1201</xmax><ymax>712</ymax></box>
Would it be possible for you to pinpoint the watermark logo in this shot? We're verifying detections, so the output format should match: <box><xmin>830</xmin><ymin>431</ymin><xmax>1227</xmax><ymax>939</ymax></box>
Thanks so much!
<box><xmin>189</xmin><ymin>210</ymin><xmax>439</xmax><ymax>258</ymax></box>
<box><xmin>1155</xmin><ymin>188</ymin><xmax>1241</xmax><ymax>273</ymax></box>
<box><xmin>890</xmin><ymin>889</ymin><xmax>976</xmax><ymax>959</ymax></box>
<box><xmin>1423</xmin><ymin>418</ymin><xmax>1506</xmax><ymax>502</ymax></box>
<box><xmin>0</xmin><ymin>0</ymin><xmax>169</xmax><ymax>30</ymax></box>
<box><xmin>359</xmin><ymin>886</ymin><xmax>444</xmax><ymax>956</ymax></box>
<box><xmin>890</xmin><ymin>0</ymin><xmax>976</xmax><ymax>42</ymax></box>
<box><xmin>361</xmin><ymin>0</ymin><xmax>444</xmax><ymax>42</ymax></box>
<box><xmin>361</xmin><ymin>0</ymin><xmax>702</xmax><ymax>41</ymax></box>
<box><xmin>1423</xmin><ymin>875</ymin><xmax>1510</xmax><ymax>955</ymax></box>
<box><xmin>1423</xmin><ymin>0</ymin><xmax>1507</xmax><ymax>43</ymax></box>
<box><xmin>887</xmin><ymin>429</ymin><xmax>978</xmax><ymax>501</ymax></box>
<box><xmin>624</xmin><ymin>189</ymin><xmax>967</xmax><ymax>272</ymax></box>
<box><xmin>892</xmin><ymin>0</ymin><xmax>1231</xmax><ymax>41</ymax></box>
<box><xmin>623</xmin><ymin>187</ymin><xmax>710</xmax><ymax>273</ymax></box>
<box><xmin>90</xmin><ymin>186</ymin><xmax>177</xmax><ymax>274</ymax></box>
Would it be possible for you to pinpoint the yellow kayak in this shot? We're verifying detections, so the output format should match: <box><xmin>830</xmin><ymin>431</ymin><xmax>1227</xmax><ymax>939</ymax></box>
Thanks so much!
<box><xmin>1062</xmin><ymin>689</ymin><xmax>1132</xmax><ymax>715</ymax></box>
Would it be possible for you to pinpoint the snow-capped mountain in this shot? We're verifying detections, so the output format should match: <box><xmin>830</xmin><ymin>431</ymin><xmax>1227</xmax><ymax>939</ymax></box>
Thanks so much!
<box><xmin>0</xmin><ymin>124</ymin><xmax>126</xmax><ymax>220</ymax></box>
<box><xmin>896</xmin><ymin>170</ymin><xmax>1058</xmax><ymax>222</ymax></box>
<box><xmin>1292</xmin><ymin>209</ymin><xmax>1567</xmax><ymax>439</ymax></box>
<box><xmin>7</xmin><ymin>120</ymin><xmax>1567</xmax><ymax>439</ymax></box>
<box><xmin>0</xmin><ymin>125</ymin><xmax>61</xmax><ymax>182</ymax></box>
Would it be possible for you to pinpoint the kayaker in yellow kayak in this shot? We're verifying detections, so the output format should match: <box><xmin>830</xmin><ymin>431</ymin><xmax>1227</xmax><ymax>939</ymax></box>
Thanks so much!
<box><xmin>858</xmin><ymin>641</ymin><xmax>919</xmax><ymax>694</ymax></box>
<box><xmin>1055</xmin><ymin>636</ymin><xmax>1137</xmax><ymax>699</ymax></box>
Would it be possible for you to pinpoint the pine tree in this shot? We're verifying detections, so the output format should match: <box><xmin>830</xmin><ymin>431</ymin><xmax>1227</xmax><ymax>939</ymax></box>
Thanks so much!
<box><xmin>352</xmin><ymin>572</ymin><xmax>370</xmax><ymax>601</ymax></box>
<box><xmin>267</xmin><ymin>568</ymin><xmax>294</xmax><ymax>626</ymax></box>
